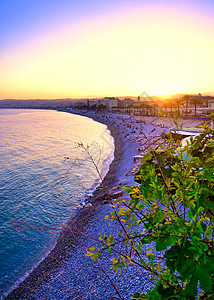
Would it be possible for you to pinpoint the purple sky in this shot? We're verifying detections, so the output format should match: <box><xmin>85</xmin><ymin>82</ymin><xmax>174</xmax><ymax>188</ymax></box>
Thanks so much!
<box><xmin>1</xmin><ymin>0</ymin><xmax>214</xmax><ymax>99</ymax></box>
<box><xmin>1</xmin><ymin>0</ymin><xmax>214</xmax><ymax>53</ymax></box>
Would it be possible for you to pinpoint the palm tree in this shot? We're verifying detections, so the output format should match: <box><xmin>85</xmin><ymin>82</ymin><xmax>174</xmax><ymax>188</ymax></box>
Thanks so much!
<box><xmin>174</xmin><ymin>98</ymin><xmax>182</xmax><ymax>116</ymax></box>
<box><xmin>190</xmin><ymin>96</ymin><xmax>200</xmax><ymax>116</ymax></box>
<box><xmin>182</xmin><ymin>95</ymin><xmax>189</xmax><ymax>115</ymax></box>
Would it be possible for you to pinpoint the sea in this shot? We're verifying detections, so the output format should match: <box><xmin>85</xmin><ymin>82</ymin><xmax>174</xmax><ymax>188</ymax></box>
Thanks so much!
<box><xmin>0</xmin><ymin>109</ymin><xmax>114</xmax><ymax>297</ymax></box>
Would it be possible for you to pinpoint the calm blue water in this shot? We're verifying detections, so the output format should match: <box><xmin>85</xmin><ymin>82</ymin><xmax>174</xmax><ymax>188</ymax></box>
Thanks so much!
<box><xmin>0</xmin><ymin>109</ymin><xmax>114</xmax><ymax>297</ymax></box>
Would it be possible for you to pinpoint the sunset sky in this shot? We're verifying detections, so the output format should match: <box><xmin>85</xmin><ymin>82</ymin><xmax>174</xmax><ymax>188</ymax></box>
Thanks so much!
<box><xmin>0</xmin><ymin>0</ymin><xmax>214</xmax><ymax>99</ymax></box>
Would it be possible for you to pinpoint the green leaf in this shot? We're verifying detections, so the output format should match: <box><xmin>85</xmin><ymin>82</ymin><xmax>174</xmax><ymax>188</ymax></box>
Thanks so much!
<box><xmin>138</xmin><ymin>203</ymin><xmax>144</xmax><ymax>210</ymax></box>
<box><xmin>198</xmin><ymin>266</ymin><xmax>213</xmax><ymax>293</ymax></box>
<box><xmin>203</xmin><ymin>199</ymin><xmax>214</xmax><ymax>211</ymax></box>
<box><xmin>156</xmin><ymin>236</ymin><xmax>177</xmax><ymax>251</ymax></box>
<box><xmin>132</xmin><ymin>292</ymin><xmax>141</xmax><ymax>299</ymax></box>
<box><xmin>184</xmin><ymin>272</ymin><xmax>198</xmax><ymax>298</ymax></box>
<box><xmin>174</xmin><ymin>248</ymin><xmax>185</xmax><ymax>273</ymax></box>
<box><xmin>137</xmin><ymin>245</ymin><xmax>142</xmax><ymax>253</ymax></box>
<box><xmin>206</xmin><ymin>140</ymin><xmax>214</xmax><ymax>147</ymax></box>
<box><xmin>141</xmin><ymin>152</ymin><xmax>153</xmax><ymax>163</ymax></box>
<box><xmin>180</xmin><ymin>259</ymin><xmax>196</xmax><ymax>280</ymax></box>
<box><xmin>147</xmin><ymin>247</ymin><xmax>153</xmax><ymax>251</ymax></box>
<box><xmin>205</xmin><ymin>257</ymin><xmax>214</xmax><ymax>272</ymax></box>
<box><xmin>187</xmin><ymin>210</ymin><xmax>193</xmax><ymax>219</ymax></box>
<box><xmin>171</xmin><ymin>179</ymin><xmax>180</xmax><ymax>188</ymax></box>
<box><xmin>157</xmin><ymin>283</ymin><xmax>178</xmax><ymax>297</ymax></box>
<box><xmin>165</xmin><ymin>258</ymin><xmax>176</xmax><ymax>273</ymax></box>
<box><xmin>165</xmin><ymin>246</ymin><xmax>180</xmax><ymax>258</ymax></box>
<box><xmin>140</xmin><ymin>235</ymin><xmax>155</xmax><ymax>245</ymax></box>
<box><xmin>190</xmin><ymin>201</ymin><xmax>196</xmax><ymax>215</ymax></box>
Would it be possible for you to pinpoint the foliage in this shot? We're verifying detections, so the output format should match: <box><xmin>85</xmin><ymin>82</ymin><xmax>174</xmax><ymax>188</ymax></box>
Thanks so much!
<box><xmin>86</xmin><ymin>122</ymin><xmax>214</xmax><ymax>299</ymax></box>
<box><xmin>206</xmin><ymin>113</ymin><xmax>214</xmax><ymax>121</ymax></box>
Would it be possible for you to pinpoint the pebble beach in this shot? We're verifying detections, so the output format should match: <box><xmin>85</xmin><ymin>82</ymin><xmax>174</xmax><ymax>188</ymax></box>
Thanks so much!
<box><xmin>5</xmin><ymin>112</ymin><xmax>205</xmax><ymax>300</ymax></box>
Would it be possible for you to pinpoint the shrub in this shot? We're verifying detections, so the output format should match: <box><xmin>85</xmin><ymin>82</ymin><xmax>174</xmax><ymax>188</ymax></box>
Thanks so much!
<box><xmin>86</xmin><ymin>123</ymin><xmax>214</xmax><ymax>299</ymax></box>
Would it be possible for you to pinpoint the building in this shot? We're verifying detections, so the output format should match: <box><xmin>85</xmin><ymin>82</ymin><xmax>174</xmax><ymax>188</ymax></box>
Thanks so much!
<box><xmin>207</xmin><ymin>96</ymin><xmax>214</xmax><ymax>108</ymax></box>
<box><xmin>103</xmin><ymin>97</ymin><xmax>120</xmax><ymax>108</ymax></box>
<box><xmin>120</xmin><ymin>98</ymin><xmax>134</xmax><ymax>107</ymax></box>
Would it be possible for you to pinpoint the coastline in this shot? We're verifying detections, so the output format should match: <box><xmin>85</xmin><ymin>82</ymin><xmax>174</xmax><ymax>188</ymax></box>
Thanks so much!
<box><xmin>5</xmin><ymin>112</ymin><xmax>205</xmax><ymax>299</ymax></box>
<box><xmin>5</xmin><ymin>111</ymin><xmax>126</xmax><ymax>299</ymax></box>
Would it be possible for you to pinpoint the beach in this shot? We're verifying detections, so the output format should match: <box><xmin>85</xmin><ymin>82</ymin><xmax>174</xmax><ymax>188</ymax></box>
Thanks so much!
<box><xmin>5</xmin><ymin>112</ymin><xmax>205</xmax><ymax>299</ymax></box>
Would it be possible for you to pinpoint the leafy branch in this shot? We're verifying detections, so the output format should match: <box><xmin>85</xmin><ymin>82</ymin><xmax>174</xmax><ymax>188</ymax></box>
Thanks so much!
<box><xmin>87</xmin><ymin>122</ymin><xmax>214</xmax><ymax>299</ymax></box>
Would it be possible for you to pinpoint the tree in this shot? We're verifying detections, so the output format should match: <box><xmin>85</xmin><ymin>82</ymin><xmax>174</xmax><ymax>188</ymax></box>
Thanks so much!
<box><xmin>174</xmin><ymin>97</ymin><xmax>183</xmax><ymax>116</ymax></box>
<box><xmin>87</xmin><ymin>121</ymin><xmax>214</xmax><ymax>299</ymax></box>
<box><xmin>190</xmin><ymin>96</ymin><xmax>200</xmax><ymax>116</ymax></box>
<box><xmin>162</xmin><ymin>100</ymin><xmax>174</xmax><ymax>117</ymax></box>
<box><xmin>97</xmin><ymin>104</ymin><xmax>106</xmax><ymax>111</ymax></box>
<box><xmin>183</xmin><ymin>95</ymin><xmax>189</xmax><ymax>115</ymax></box>
<box><xmin>90</xmin><ymin>104</ymin><xmax>97</xmax><ymax>110</ymax></box>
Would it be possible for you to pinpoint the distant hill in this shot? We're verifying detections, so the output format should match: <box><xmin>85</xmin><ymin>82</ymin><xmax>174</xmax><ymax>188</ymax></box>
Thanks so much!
<box><xmin>0</xmin><ymin>98</ymin><xmax>84</xmax><ymax>109</ymax></box>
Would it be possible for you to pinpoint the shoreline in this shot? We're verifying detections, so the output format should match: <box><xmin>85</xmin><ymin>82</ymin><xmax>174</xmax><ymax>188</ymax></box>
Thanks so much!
<box><xmin>5</xmin><ymin>111</ymin><xmax>125</xmax><ymax>299</ymax></box>
<box><xmin>5</xmin><ymin>111</ymin><xmax>205</xmax><ymax>299</ymax></box>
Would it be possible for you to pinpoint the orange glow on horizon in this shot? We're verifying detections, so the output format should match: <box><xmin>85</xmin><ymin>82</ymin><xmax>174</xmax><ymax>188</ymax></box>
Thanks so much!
<box><xmin>1</xmin><ymin>5</ymin><xmax>214</xmax><ymax>99</ymax></box>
